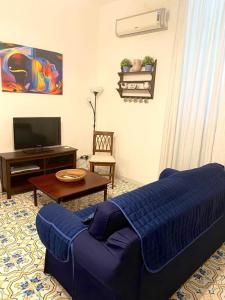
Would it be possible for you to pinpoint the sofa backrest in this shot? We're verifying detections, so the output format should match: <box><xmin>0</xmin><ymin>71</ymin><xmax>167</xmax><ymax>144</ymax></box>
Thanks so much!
<box><xmin>88</xmin><ymin>168</ymin><xmax>179</xmax><ymax>241</ymax></box>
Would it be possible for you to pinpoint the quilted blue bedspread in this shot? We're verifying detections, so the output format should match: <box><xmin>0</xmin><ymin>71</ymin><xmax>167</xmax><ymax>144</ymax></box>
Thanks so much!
<box><xmin>111</xmin><ymin>163</ymin><xmax>225</xmax><ymax>272</ymax></box>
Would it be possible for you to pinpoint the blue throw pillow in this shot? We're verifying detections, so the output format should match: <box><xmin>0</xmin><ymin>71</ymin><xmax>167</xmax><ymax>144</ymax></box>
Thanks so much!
<box><xmin>88</xmin><ymin>201</ymin><xmax>127</xmax><ymax>240</ymax></box>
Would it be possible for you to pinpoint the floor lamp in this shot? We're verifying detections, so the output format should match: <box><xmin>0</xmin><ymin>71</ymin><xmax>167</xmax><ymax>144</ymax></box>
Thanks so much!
<box><xmin>89</xmin><ymin>87</ymin><xmax>103</xmax><ymax>131</ymax></box>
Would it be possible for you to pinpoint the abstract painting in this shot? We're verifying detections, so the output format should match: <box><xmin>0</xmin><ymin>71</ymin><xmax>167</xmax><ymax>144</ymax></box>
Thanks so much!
<box><xmin>0</xmin><ymin>42</ymin><xmax>62</xmax><ymax>94</ymax></box>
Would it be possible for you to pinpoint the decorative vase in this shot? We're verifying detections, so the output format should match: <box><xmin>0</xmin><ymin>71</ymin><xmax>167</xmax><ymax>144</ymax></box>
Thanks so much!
<box><xmin>144</xmin><ymin>64</ymin><xmax>153</xmax><ymax>72</ymax></box>
<box><xmin>122</xmin><ymin>66</ymin><xmax>131</xmax><ymax>72</ymax></box>
<box><xmin>131</xmin><ymin>59</ymin><xmax>142</xmax><ymax>72</ymax></box>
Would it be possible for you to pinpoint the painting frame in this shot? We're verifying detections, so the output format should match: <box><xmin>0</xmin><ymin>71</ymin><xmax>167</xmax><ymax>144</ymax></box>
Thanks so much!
<box><xmin>0</xmin><ymin>42</ymin><xmax>63</xmax><ymax>95</ymax></box>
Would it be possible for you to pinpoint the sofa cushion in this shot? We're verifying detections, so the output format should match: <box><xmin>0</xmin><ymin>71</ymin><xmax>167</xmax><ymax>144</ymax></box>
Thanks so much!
<box><xmin>88</xmin><ymin>201</ymin><xmax>128</xmax><ymax>240</ymax></box>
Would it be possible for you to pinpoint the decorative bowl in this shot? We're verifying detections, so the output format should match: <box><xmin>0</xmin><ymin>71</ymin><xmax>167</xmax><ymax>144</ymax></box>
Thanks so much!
<box><xmin>55</xmin><ymin>169</ymin><xmax>87</xmax><ymax>182</ymax></box>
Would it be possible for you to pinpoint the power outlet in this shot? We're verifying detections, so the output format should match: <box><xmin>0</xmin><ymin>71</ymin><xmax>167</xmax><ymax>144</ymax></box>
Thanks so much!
<box><xmin>80</xmin><ymin>155</ymin><xmax>89</xmax><ymax>160</ymax></box>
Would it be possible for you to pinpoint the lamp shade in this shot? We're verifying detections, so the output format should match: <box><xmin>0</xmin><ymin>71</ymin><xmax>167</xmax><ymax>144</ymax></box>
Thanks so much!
<box><xmin>90</xmin><ymin>87</ymin><xmax>104</xmax><ymax>94</ymax></box>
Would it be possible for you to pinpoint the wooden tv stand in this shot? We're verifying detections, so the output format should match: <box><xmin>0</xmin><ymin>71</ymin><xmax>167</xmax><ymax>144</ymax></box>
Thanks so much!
<box><xmin>0</xmin><ymin>146</ymin><xmax>77</xmax><ymax>199</ymax></box>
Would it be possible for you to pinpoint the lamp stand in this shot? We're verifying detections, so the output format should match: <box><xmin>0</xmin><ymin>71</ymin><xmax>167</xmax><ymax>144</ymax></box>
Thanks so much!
<box><xmin>89</xmin><ymin>91</ymin><xmax>98</xmax><ymax>131</ymax></box>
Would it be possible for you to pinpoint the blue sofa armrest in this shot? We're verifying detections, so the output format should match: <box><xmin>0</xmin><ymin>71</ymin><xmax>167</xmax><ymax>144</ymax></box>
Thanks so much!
<box><xmin>36</xmin><ymin>204</ymin><xmax>87</xmax><ymax>262</ymax></box>
<box><xmin>73</xmin><ymin>226</ymin><xmax>141</xmax><ymax>296</ymax></box>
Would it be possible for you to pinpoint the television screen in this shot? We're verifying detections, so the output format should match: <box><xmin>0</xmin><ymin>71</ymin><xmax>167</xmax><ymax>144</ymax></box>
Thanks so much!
<box><xmin>13</xmin><ymin>117</ymin><xmax>61</xmax><ymax>150</ymax></box>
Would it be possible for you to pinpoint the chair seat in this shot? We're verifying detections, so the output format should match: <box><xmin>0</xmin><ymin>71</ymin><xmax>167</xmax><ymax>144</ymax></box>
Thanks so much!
<box><xmin>89</xmin><ymin>155</ymin><xmax>116</xmax><ymax>163</ymax></box>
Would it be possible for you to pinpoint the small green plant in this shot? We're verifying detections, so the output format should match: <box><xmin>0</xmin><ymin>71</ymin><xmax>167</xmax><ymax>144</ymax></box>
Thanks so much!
<box><xmin>142</xmin><ymin>56</ymin><xmax>155</xmax><ymax>66</ymax></box>
<box><xmin>120</xmin><ymin>58</ymin><xmax>132</xmax><ymax>68</ymax></box>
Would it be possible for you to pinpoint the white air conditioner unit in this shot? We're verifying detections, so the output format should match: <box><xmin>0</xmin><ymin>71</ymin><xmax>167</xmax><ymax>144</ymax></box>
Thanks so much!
<box><xmin>115</xmin><ymin>8</ymin><xmax>168</xmax><ymax>37</ymax></box>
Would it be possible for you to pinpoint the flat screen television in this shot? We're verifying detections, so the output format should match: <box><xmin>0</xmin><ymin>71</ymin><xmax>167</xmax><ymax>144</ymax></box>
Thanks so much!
<box><xmin>13</xmin><ymin>117</ymin><xmax>61</xmax><ymax>151</ymax></box>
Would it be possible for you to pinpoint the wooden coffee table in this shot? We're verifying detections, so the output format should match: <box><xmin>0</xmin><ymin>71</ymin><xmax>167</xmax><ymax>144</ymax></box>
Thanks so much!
<box><xmin>28</xmin><ymin>170</ymin><xmax>110</xmax><ymax>206</ymax></box>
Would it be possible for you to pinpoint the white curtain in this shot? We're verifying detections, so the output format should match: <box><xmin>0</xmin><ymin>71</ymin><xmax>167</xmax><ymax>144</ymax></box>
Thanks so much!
<box><xmin>160</xmin><ymin>0</ymin><xmax>225</xmax><ymax>170</ymax></box>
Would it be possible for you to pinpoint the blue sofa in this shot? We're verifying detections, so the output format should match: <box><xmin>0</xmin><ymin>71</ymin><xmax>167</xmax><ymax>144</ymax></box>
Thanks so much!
<box><xmin>36</xmin><ymin>164</ymin><xmax>225</xmax><ymax>300</ymax></box>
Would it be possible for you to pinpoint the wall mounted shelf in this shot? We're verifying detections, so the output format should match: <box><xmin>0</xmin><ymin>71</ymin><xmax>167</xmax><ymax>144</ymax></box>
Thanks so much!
<box><xmin>117</xmin><ymin>60</ymin><xmax>157</xmax><ymax>102</ymax></box>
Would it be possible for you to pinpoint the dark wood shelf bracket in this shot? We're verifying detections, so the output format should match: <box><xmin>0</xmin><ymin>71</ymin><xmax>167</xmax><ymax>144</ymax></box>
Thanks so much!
<box><xmin>117</xmin><ymin>60</ymin><xmax>157</xmax><ymax>103</ymax></box>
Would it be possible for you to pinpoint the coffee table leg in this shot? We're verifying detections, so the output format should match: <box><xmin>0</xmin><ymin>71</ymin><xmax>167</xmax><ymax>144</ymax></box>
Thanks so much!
<box><xmin>104</xmin><ymin>187</ymin><xmax>107</xmax><ymax>201</ymax></box>
<box><xmin>34</xmin><ymin>188</ymin><xmax>37</xmax><ymax>206</ymax></box>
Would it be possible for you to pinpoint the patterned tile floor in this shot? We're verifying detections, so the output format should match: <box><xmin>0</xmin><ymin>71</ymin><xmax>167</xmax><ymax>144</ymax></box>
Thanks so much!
<box><xmin>0</xmin><ymin>178</ymin><xmax>224</xmax><ymax>299</ymax></box>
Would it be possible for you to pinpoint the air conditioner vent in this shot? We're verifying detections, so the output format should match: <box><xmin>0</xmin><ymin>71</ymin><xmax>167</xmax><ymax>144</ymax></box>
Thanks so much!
<box><xmin>115</xmin><ymin>8</ymin><xmax>168</xmax><ymax>37</ymax></box>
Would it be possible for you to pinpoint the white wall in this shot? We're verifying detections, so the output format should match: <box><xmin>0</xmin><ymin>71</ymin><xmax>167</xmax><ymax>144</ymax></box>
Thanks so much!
<box><xmin>0</xmin><ymin>0</ymin><xmax>100</xmax><ymax>156</ymax></box>
<box><xmin>96</xmin><ymin>0</ymin><xmax>180</xmax><ymax>183</ymax></box>
<box><xmin>0</xmin><ymin>0</ymin><xmax>180</xmax><ymax>184</ymax></box>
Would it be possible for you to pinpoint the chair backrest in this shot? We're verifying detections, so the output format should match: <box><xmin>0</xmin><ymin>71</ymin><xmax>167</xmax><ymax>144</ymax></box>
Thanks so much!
<box><xmin>93</xmin><ymin>131</ymin><xmax>114</xmax><ymax>155</ymax></box>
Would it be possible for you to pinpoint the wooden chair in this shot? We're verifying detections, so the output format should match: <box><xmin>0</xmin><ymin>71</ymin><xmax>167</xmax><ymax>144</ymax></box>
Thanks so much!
<box><xmin>89</xmin><ymin>131</ymin><xmax>116</xmax><ymax>188</ymax></box>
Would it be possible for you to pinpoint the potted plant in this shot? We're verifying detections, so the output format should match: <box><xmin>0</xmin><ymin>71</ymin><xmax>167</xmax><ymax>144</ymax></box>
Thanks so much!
<box><xmin>120</xmin><ymin>58</ymin><xmax>132</xmax><ymax>72</ymax></box>
<box><xmin>142</xmin><ymin>56</ymin><xmax>155</xmax><ymax>72</ymax></box>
